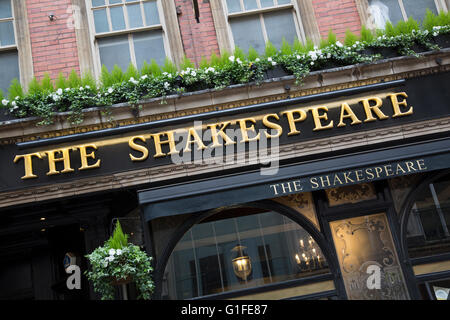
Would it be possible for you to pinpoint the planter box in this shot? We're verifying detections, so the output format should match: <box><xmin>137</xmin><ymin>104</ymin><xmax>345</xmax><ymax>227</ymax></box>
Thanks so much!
<box><xmin>434</xmin><ymin>34</ymin><xmax>450</xmax><ymax>49</ymax></box>
<box><xmin>264</xmin><ymin>65</ymin><xmax>290</xmax><ymax>80</ymax></box>
<box><xmin>360</xmin><ymin>47</ymin><xmax>400</xmax><ymax>59</ymax></box>
<box><xmin>0</xmin><ymin>109</ymin><xmax>17</xmax><ymax>122</ymax></box>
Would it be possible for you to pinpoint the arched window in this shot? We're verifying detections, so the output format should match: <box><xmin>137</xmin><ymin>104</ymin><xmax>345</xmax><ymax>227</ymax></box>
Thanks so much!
<box><xmin>161</xmin><ymin>207</ymin><xmax>329</xmax><ymax>299</ymax></box>
<box><xmin>404</xmin><ymin>173</ymin><xmax>450</xmax><ymax>259</ymax></box>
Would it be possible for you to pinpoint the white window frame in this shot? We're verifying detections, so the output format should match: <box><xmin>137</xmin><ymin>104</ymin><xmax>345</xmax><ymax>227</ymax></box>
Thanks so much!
<box><xmin>0</xmin><ymin>0</ymin><xmax>20</xmax><ymax>91</ymax></box>
<box><xmin>221</xmin><ymin>0</ymin><xmax>307</xmax><ymax>52</ymax></box>
<box><xmin>86</xmin><ymin>0</ymin><xmax>173</xmax><ymax>77</ymax></box>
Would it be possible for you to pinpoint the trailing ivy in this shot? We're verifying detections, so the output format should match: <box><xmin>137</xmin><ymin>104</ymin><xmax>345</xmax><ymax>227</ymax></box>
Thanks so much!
<box><xmin>1</xmin><ymin>11</ymin><xmax>450</xmax><ymax>126</ymax></box>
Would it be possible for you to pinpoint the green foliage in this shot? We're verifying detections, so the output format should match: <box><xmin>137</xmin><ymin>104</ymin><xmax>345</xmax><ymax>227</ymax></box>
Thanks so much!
<box><xmin>199</xmin><ymin>56</ymin><xmax>210</xmax><ymax>69</ymax></box>
<box><xmin>436</xmin><ymin>10</ymin><xmax>450</xmax><ymax>26</ymax></box>
<box><xmin>0</xmin><ymin>90</ymin><xmax>4</xmax><ymax>104</ymax></box>
<box><xmin>396</xmin><ymin>17</ymin><xmax>419</xmax><ymax>35</ymax></box>
<box><xmin>55</xmin><ymin>72</ymin><xmax>68</xmax><ymax>89</ymax></box>
<box><xmin>247</xmin><ymin>46</ymin><xmax>259</xmax><ymax>61</ymax></box>
<box><xmin>180</xmin><ymin>55</ymin><xmax>195</xmax><ymax>70</ymax></box>
<box><xmin>209</xmin><ymin>51</ymin><xmax>221</xmax><ymax>67</ymax></box>
<box><xmin>85</xmin><ymin>221</ymin><xmax>154</xmax><ymax>300</ymax></box>
<box><xmin>68</xmin><ymin>69</ymin><xmax>82</xmax><ymax>88</ymax></box>
<box><xmin>147</xmin><ymin>59</ymin><xmax>162</xmax><ymax>77</ymax></box>
<box><xmin>280</xmin><ymin>38</ymin><xmax>293</xmax><ymax>55</ymax></box>
<box><xmin>344</xmin><ymin>29</ymin><xmax>359</xmax><ymax>46</ymax></box>
<box><xmin>27</xmin><ymin>77</ymin><xmax>42</xmax><ymax>95</ymax></box>
<box><xmin>422</xmin><ymin>9</ymin><xmax>439</xmax><ymax>31</ymax></box>
<box><xmin>327</xmin><ymin>29</ymin><xmax>338</xmax><ymax>46</ymax></box>
<box><xmin>384</xmin><ymin>21</ymin><xmax>397</xmax><ymax>37</ymax></box>
<box><xmin>233</xmin><ymin>46</ymin><xmax>245</xmax><ymax>60</ymax></box>
<box><xmin>41</xmin><ymin>73</ymin><xmax>54</xmax><ymax>93</ymax></box>
<box><xmin>100</xmin><ymin>65</ymin><xmax>114</xmax><ymax>87</ymax></box>
<box><xmin>81</xmin><ymin>71</ymin><xmax>97</xmax><ymax>89</ymax></box>
<box><xmin>292</xmin><ymin>38</ymin><xmax>306</xmax><ymax>53</ymax></box>
<box><xmin>162</xmin><ymin>57</ymin><xmax>177</xmax><ymax>74</ymax></box>
<box><xmin>107</xmin><ymin>220</ymin><xmax>129</xmax><ymax>249</ymax></box>
<box><xmin>111</xmin><ymin>65</ymin><xmax>125</xmax><ymax>84</ymax></box>
<box><xmin>264</xmin><ymin>41</ymin><xmax>278</xmax><ymax>57</ymax></box>
<box><xmin>124</xmin><ymin>63</ymin><xmax>140</xmax><ymax>81</ymax></box>
<box><xmin>8</xmin><ymin>78</ymin><xmax>24</xmax><ymax>100</ymax></box>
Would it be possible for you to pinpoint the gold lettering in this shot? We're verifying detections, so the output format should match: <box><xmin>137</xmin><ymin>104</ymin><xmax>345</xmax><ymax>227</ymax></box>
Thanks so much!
<box><xmin>238</xmin><ymin>118</ymin><xmax>260</xmax><ymax>143</ymax></box>
<box><xmin>365</xmin><ymin>168</ymin><xmax>375</xmax><ymax>179</ymax></box>
<box><xmin>293</xmin><ymin>180</ymin><xmax>303</xmax><ymax>192</ymax></box>
<box><xmin>184</xmin><ymin>127</ymin><xmax>207</xmax><ymax>152</ymax></box>
<box><xmin>417</xmin><ymin>159</ymin><xmax>427</xmax><ymax>171</ymax></box>
<box><xmin>270</xmin><ymin>184</ymin><xmax>280</xmax><ymax>195</ymax></box>
<box><xmin>388</xmin><ymin>92</ymin><xmax>413</xmax><ymax>118</ymax></box>
<box><xmin>280</xmin><ymin>109</ymin><xmax>307</xmax><ymax>136</ymax></box>
<box><xmin>262</xmin><ymin>113</ymin><xmax>283</xmax><ymax>139</ymax></box>
<box><xmin>309</xmin><ymin>106</ymin><xmax>333</xmax><ymax>131</ymax></box>
<box><xmin>333</xmin><ymin>174</ymin><xmax>343</xmax><ymax>185</ymax></box>
<box><xmin>152</xmin><ymin>131</ymin><xmax>178</xmax><ymax>158</ymax></box>
<box><xmin>44</xmin><ymin>148</ymin><xmax>74</xmax><ymax>176</ymax></box>
<box><xmin>320</xmin><ymin>175</ymin><xmax>331</xmax><ymax>188</ymax></box>
<box><xmin>208</xmin><ymin>122</ymin><xmax>236</xmax><ymax>147</ymax></box>
<box><xmin>360</xmin><ymin>97</ymin><xmax>389</xmax><ymax>122</ymax></box>
<box><xmin>281</xmin><ymin>182</ymin><xmax>292</xmax><ymax>194</ymax></box>
<box><xmin>374</xmin><ymin>166</ymin><xmax>383</xmax><ymax>178</ymax></box>
<box><xmin>337</xmin><ymin>103</ymin><xmax>362</xmax><ymax>127</ymax></box>
<box><xmin>310</xmin><ymin>178</ymin><xmax>319</xmax><ymax>189</ymax></box>
<box><xmin>384</xmin><ymin>164</ymin><xmax>394</xmax><ymax>177</ymax></box>
<box><xmin>355</xmin><ymin>170</ymin><xmax>364</xmax><ymax>181</ymax></box>
<box><xmin>343</xmin><ymin>172</ymin><xmax>354</xmax><ymax>184</ymax></box>
<box><xmin>13</xmin><ymin>153</ymin><xmax>43</xmax><ymax>179</ymax></box>
<box><xmin>395</xmin><ymin>163</ymin><xmax>406</xmax><ymax>175</ymax></box>
<box><xmin>406</xmin><ymin>161</ymin><xmax>417</xmax><ymax>172</ymax></box>
<box><xmin>129</xmin><ymin>136</ymin><xmax>149</xmax><ymax>161</ymax></box>
<box><xmin>78</xmin><ymin>144</ymin><xmax>101</xmax><ymax>170</ymax></box>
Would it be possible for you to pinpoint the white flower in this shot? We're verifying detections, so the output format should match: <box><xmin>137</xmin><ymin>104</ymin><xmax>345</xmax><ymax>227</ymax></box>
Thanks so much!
<box><xmin>56</xmin><ymin>88</ymin><xmax>63</xmax><ymax>95</ymax></box>
<box><xmin>116</xmin><ymin>249</ymin><xmax>123</xmax><ymax>255</ymax></box>
<box><xmin>310</xmin><ymin>61</ymin><xmax>314</xmax><ymax>65</ymax></box>
<box><xmin>65</xmin><ymin>88</ymin><xmax>71</xmax><ymax>92</ymax></box>
<box><xmin>163</xmin><ymin>82</ymin><xmax>170</xmax><ymax>90</ymax></box>
<box><xmin>255</xmin><ymin>58</ymin><xmax>260</xmax><ymax>62</ymax></box>
<box><xmin>296</xmin><ymin>55</ymin><xmax>301</xmax><ymax>60</ymax></box>
<box><xmin>85</xmin><ymin>85</ymin><xmax>90</xmax><ymax>89</ymax></box>
<box><xmin>206</xmin><ymin>67</ymin><xmax>215</xmax><ymax>73</ymax></box>
<box><xmin>271</xmin><ymin>61</ymin><xmax>277</xmax><ymax>66</ymax></box>
<box><xmin>267</xmin><ymin>57</ymin><xmax>272</xmax><ymax>62</ymax></box>
<box><xmin>141</xmin><ymin>75</ymin><xmax>148</xmax><ymax>80</ymax></box>
<box><xmin>129</xmin><ymin>77</ymin><xmax>138</xmax><ymax>85</ymax></box>
<box><xmin>190</xmin><ymin>70</ymin><xmax>196</xmax><ymax>77</ymax></box>
<box><xmin>79</xmin><ymin>86</ymin><xmax>84</xmax><ymax>91</ymax></box>
<box><xmin>14</xmin><ymin>96</ymin><xmax>19</xmax><ymax>100</ymax></box>
<box><xmin>105</xmin><ymin>256</ymin><xmax>115</xmax><ymax>262</ymax></box>
<box><xmin>228</xmin><ymin>55</ymin><xmax>235</xmax><ymax>62</ymax></box>
<box><xmin>336</xmin><ymin>41</ymin><xmax>343</xmax><ymax>48</ymax></box>
<box><xmin>108</xmin><ymin>248</ymin><xmax>116</xmax><ymax>256</ymax></box>
<box><xmin>236</xmin><ymin>58</ymin><xmax>242</xmax><ymax>64</ymax></box>
<box><xmin>11</xmin><ymin>101</ymin><xmax>16</xmax><ymax>107</ymax></box>
<box><xmin>1</xmin><ymin>99</ymin><xmax>8</xmax><ymax>106</ymax></box>
<box><xmin>52</xmin><ymin>94</ymin><xmax>60</xmax><ymax>101</ymax></box>
<box><xmin>108</xmin><ymin>87</ymin><xmax>114</xmax><ymax>94</ymax></box>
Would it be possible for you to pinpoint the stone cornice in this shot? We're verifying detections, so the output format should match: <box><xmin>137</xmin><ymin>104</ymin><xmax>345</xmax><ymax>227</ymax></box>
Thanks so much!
<box><xmin>1</xmin><ymin>49</ymin><xmax>450</xmax><ymax>145</ymax></box>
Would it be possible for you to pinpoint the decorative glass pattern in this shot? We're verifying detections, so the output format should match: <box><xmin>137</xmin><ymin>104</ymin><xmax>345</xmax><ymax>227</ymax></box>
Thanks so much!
<box><xmin>330</xmin><ymin>213</ymin><xmax>410</xmax><ymax>300</ymax></box>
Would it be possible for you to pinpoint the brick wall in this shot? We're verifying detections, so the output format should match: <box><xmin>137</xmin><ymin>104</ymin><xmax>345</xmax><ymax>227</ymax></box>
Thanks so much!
<box><xmin>26</xmin><ymin>0</ymin><xmax>80</xmax><ymax>80</ymax></box>
<box><xmin>312</xmin><ymin>0</ymin><xmax>362</xmax><ymax>40</ymax></box>
<box><xmin>174</xmin><ymin>0</ymin><xmax>220</xmax><ymax>65</ymax></box>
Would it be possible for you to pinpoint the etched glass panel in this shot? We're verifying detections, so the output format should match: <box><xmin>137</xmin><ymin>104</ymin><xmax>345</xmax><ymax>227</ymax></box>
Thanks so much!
<box><xmin>0</xmin><ymin>50</ymin><xmax>19</xmax><ymax>93</ymax></box>
<box><xmin>326</xmin><ymin>183</ymin><xmax>377</xmax><ymax>207</ymax></box>
<box><xmin>263</xmin><ymin>9</ymin><xmax>297</xmax><ymax>48</ymax></box>
<box><xmin>330</xmin><ymin>213</ymin><xmax>410</xmax><ymax>300</ymax></box>
<box><xmin>229</xmin><ymin>15</ymin><xmax>265</xmax><ymax>53</ymax></box>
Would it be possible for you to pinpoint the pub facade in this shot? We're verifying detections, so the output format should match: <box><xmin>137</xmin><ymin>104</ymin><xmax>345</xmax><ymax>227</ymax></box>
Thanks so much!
<box><xmin>0</xmin><ymin>0</ymin><xmax>450</xmax><ymax>300</ymax></box>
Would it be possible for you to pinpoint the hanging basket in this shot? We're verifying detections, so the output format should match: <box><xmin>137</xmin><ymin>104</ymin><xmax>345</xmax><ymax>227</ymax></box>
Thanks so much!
<box><xmin>111</xmin><ymin>275</ymin><xmax>132</xmax><ymax>286</ymax></box>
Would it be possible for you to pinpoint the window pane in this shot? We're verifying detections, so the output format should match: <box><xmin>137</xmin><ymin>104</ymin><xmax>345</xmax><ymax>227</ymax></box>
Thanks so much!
<box><xmin>143</xmin><ymin>0</ymin><xmax>160</xmax><ymax>25</ymax></box>
<box><xmin>133</xmin><ymin>30</ymin><xmax>166</xmax><ymax>68</ymax></box>
<box><xmin>98</xmin><ymin>35</ymin><xmax>131</xmax><ymax>71</ymax></box>
<box><xmin>127</xmin><ymin>3</ymin><xmax>143</xmax><ymax>28</ymax></box>
<box><xmin>110</xmin><ymin>6</ymin><xmax>126</xmax><ymax>30</ymax></box>
<box><xmin>91</xmin><ymin>0</ymin><xmax>105</xmax><ymax>7</ymax></box>
<box><xmin>368</xmin><ymin>0</ymin><xmax>404</xmax><ymax>28</ymax></box>
<box><xmin>226</xmin><ymin>0</ymin><xmax>241</xmax><ymax>13</ymax></box>
<box><xmin>277</xmin><ymin>0</ymin><xmax>292</xmax><ymax>5</ymax></box>
<box><xmin>0</xmin><ymin>0</ymin><xmax>12</xmax><ymax>19</ymax></box>
<box><xmin>243</xmin><ymin>0</ymin><xmax>258</xmax><ymax>11</ymax></box>
<box><xmin>0</xmin><ymin>50</ymin><xmax>19</xmax><ymax>94</ymax></box>
<box><xmin>403</xmin><ymin>0</ymin><xmax>438</xmax><ymax>22</ymax></box>
<box><xmin>163</xmin><ymin>209</ymin><xmax>329</xmax><ymax>299</ymax></box>
<box><xmin>264</xmin><ymin>9</ymin><xmax>297</xmax><ymax>49</ymax></box>
<box><xmin>93</xmin><ymin>9</ymin><xmax>109</xmax><ymax>33</ymax></box>
<box><xmin>260</xmin><ymin>0</ymin><xmax>274</xmax><ymax>7</ymax></box>
<box><xmin>229</xmin><ymin>15</ymin><xmax>265</xmax><ymax>54</ymax></box>
<box><xmin>0</xmin><ymin>21</ymin><xmax>15</xmax><ymax>46</ymax></box>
